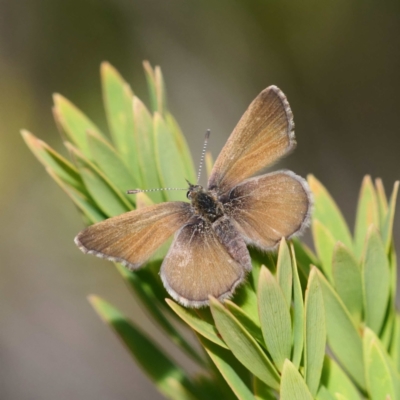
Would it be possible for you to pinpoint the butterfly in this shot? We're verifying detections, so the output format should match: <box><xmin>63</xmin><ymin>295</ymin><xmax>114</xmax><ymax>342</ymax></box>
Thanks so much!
<box><xmin>75</xmin><ymin>85</ymin><xmax>312</xmax><ymax>308</ymax></box>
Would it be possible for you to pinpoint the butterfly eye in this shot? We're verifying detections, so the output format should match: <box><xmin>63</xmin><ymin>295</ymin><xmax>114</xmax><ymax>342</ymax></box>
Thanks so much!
<box><xmin>186</xmin><ymin>191</ymin><xmax>191</xmax><ymax>199</ymax></box>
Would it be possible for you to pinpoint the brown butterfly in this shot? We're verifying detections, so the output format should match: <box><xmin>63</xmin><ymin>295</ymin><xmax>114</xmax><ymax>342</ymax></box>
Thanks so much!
<box><xmin>75</xmin><ymin>86</ymin><xmax>312</xmax><ymax>308</ymax></box>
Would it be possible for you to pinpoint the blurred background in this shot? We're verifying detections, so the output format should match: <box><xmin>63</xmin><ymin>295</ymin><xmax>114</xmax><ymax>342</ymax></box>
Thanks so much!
<box><xmin>1</xmin><ymin>0</ymin><xmax>400</xmax><ymax>398</ymax></box>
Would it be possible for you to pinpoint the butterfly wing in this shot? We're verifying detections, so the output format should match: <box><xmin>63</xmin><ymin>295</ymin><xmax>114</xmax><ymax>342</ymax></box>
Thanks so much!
<box><xmin>75</xmin><ymin>202</ymin><xmax>193</xmax><ymax>270</ymax></box>
<box><xmin>160</xmin><ymin>217</ymin><xmax>247</xmax><ymax>307</ymax></box>
<box><xmin>225</xmin><ymin>170</ymin><xmax>312</xmax><ymax>250</ymax></box>
<box><xmin>208</xmin><ymin>86</ymin><xmax>295</xmax><ymax>195</ymax></box>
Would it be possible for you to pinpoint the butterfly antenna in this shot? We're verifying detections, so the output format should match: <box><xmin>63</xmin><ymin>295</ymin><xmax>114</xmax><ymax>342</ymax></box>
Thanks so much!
<box><xmin>197</xmin><ymin>129</ymin><xmax>210</xmax><ymax>184</ymax></box>
<box><xmin>127</xmin><ymin>187</ymin><xmax>187</xmax><ymax>195</ymax></box>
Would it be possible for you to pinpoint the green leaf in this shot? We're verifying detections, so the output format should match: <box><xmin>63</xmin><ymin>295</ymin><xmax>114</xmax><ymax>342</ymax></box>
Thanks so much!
<box><xmin>198</xmin><ymin>336</ymin><xmax>255</xmax><ymax>400</ymax></box>
<box><xmin>224</xmin><ymin>300</ymin><xmax>265</xmax><ymax>349</ymax></box>
<box><xmin>308</xmin><ymin>175</ymin><xmax>353</xmax><ymax>251</ymax></box>
<box><xmin>116</xmin><ymin>266</ymin><xmax>204</xmax><ymax>365</ymax></box>
<box><xmin>320</xmin><ymin>357</ymin><xmax>362</xmax><ymax>400</ymax></box>
<box><xmin>87</xmin><ymin>130</ymin><xmax>137</xmax><ymax>206</ymax></box>
<box><xmin>154</xmin><ymin>112</ymin><xmax>187</xmax><ymax>201</ymax></box>
<box><xmin>316</xmin><ymin>269</ymin><xmax>365</xmax><ymax>390</ymax></box>
<box><xmin>232</xmin><ymin>280</ymin><xmax>260</xmax><ymax>327</ymax></box>
<box><xmin>101</xmin><ymin>62</ymin><xmax>141</xmax><ymax>180</ymax></box>
<box><xmin>390</xmin><ymin>314</ymin><xmax>400</xmax><ymax>372</ymax></box>
<box><xmin>304</xmin><ymin>268</ymin><xmax>326</xmax><ymax>396</ymax></box>
<box><xmin>364</xmin><ymin>336</ymin><xmax>396</xmax><ymax>400</ymax></box>
<box><xmin>143</xmin><ymin>61</ymin><xmax>167</xmax><ymax>114</ymax></box>
<box><xmin>253</xmin><ymin>377</ymin><xmax>276</xmax><ymax>400</ymax></box>
<box><xmin>46</xmin><ymin>167</ymin><xmax>105</xmax><ymax>224</ymax></box>
<box><xmin>67</xmin><ymin>143</ymin><xmax>131</xmax><ymax>217</ymax></box>
<box><xmin>382</xmin><ymin>181</ymin><xmax>399</xmax><ymax>252</ymax></box>
<box><xmin>277</xmin><ymin>238</ymin><xmax>293</xmax><ymax>309</ymax></box>
<box><xmin>291</xmin><ymin>238</ymin><xmax>319</xmax><ymax>280</ymax></box>
<box><xmin>362</xmin><ymin>226</ymin><xmax>390</xmax><ymax>335</ymax></box>
<box><xmin>316</xmin><ymin>386</ymin><xmax>336</xmax><ymax>400</ymax></box>
<box><xmin>166</xmin><ymin>299</ymin><xmax>228</xmax><ymax>349</ymax></box>
<box><xmin>165</xmin><ymin>112</ymin><xmax>196</xmax><ymax>184</ymax></box>
<box><xmin>332</xmin><ymin>242</ymin><xmax>363</xmax><ymax>326</ymax></box>
<box><xmin>210</xmin><ymin>297</ymin><xmax>280</xmax><ymax>390</ymax></box>
<box><xmin>364</xmin><ymin>328</ymin><xmax>400</xmax><ymax>399</ymax></box>
<box><xmin>354</xmin><ymin>176</ymin><xmax>380</xmax><ymax>259</ymax></box>
<box><xmin>375</xmin><ymin>178</ymin><xmax>388</xmax><ymax>227</ymax></box>
<box><xmin>53</xmin><ymin>94</ymin><xmax>104</xmax><ymax>159</ymax></box>
<box><xmin>89</xmin><ymin>296</ymin><xmax>197</xmax><ymax>400</ymax></box>
<box><xmin>280</xmin><ymin>359</ymin><xmax>314</xmax><ymax>400</ymax></box>
<box><xmin>291</xmin><ymin>244</ymin><xmax>304</xmax><ymax>369</ymax></box>
<box><xmin>132</xmin><ymin>96</ymin><xmax>164</xmax><ymax>202</ymax></box>
<box><xmin>22</xmin><ymin>130</ymin><xmax>86</xmax><ymax>193</ymax></box>
<box><xmin>312</xmin><ymin>219</ymin><xmax>336</xmax><ymax>281</ymax></box>
<box><xmin>258</xmin><ymin>267</ymin><xmax>292</xmax><ymax>372</ymax></box>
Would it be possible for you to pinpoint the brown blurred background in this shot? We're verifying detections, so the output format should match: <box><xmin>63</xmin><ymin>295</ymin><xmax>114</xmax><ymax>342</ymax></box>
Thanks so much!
<box><xmin>1</xmin><ymin>0</ymin><xmax>400</xmax><ymax>399</ymax></box>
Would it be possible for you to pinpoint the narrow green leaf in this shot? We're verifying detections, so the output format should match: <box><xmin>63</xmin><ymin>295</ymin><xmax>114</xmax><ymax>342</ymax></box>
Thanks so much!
<box><xmin>165</xmin><ymin>112</ymin><xmax>196</xmax><ymax>184</ymax></box>
<box><xmin>22</xmin><ymin>130</ymin><xmax>85</xmax><ymax>193</ymax></box>
<box><xmin>67</xmin><ymin>143</ymin><xmax>131</xmax><ymax>216</ymax></box>
<box><xmin>364</xmin><ymin>328</ymin><xmax>400</xmax><ymax>399</ymax></box>
<box><xmin>116</xmin><ymin>266</ymin><xmax>204</xmax><ymax>365</ymax></box>
<box><xmin>154</xmin><ymin>66</ymin><xmax>167</xmax><ymax>115</ymax></box>
<box><xmin>316</xmin><ymin>269</ymin><xmax>365</xmax><ymax>389</ymax></box>
<box><xmin>291</xmin><ymin>238</ymin><xmax>319</xmax><ymax>283</ymax></box>
<box><xmin>312</xmin><ymin>219</ymin><xmax>336</xmax><ymax>281</ymax></box>
<box><xmin>89</xmin><ymin>296</ymin><xmax>196</xmax><ymax>400</ymax></box>
<box><xmin>375</xmin><ymin>178</ymin><xmax>388</xmax><ymax>227</ymax></box>
<box><xmin>364</xmin><ymin>337</ymin><xmax>395</xmax><ymax>400</ymax></box>
<box><xmin>354</xmin><ymin>176</ymin><xmax>380</xmax><ymax>259</ymax></box>
<box><xmin>362</xmin><ymin>226</ymin><xmax>390</xmax><ymax>335</ymax></box>
<box><xmin>308</xmin><ymin>175</ymin><xmax>353</xmax><ymax>250</ymax></box>
<box><xmin>46</xmin><ymin>167</ymin><xmax>105</xmax><ymax>224</ymax></box>
<box><xmin>316</xmin><ymin>386</ymin><xmax>335</xmax><ymax>400</ymax></box>
<box><xmin>389</xmin><ymin>248</ymin><xmax>397</xmax><ymax>323</ymax></box>
<box><xmin>277</xmin><ymin>238</ymin><xmax>293</xmax><ymax>309</ymax></box>
<box><xmin>101</xmin><ymin>62</ymin><xmax>141</xmax><ymax>180</ymax></box>
<box><xmin>304</xmin><ymin>268</ymin><xmax>326</xmax><ymax>396</ymax></box>
<box><xmin>232</xmin><ymin>280</ymin><xmax>260</xmax><ymax>327</ymax></box>
<box><xmin>382</xmin><ymin>181</ymin><xmax>399</xmax><ymax>252</ymax></box>
<box><xmin>332</xmin><ymin>242</ymin><xmax>363</xmax><ymax>326</ymax></box>
<box><xmin>143</xmin><ymin>61</ymin><xmax>159</xmax><ymax>113</ymax></box>
<box><xmin>53</xmin><ymin>94</ymin><xmax>104</xmax><ymax>159</ymax></box>
<box><xmin>258</xmin><ymin>267</ymin><xmax>292</xmax><ymax>372</ymax></box>
<box><xmin>281</xmin><ymin>359</ymin><xmax>313</xmax><ymax>400</ymax></box>
<box><xmin>390</xmin><ymin>314</ymin><xmax>400</xmax><ymax>371</ymax></box>
<box><xmin>210</xmin><ymin>297</ymin><xmax>280</xmax><ymax>390</ymax></box>
<box><xmin>224</xmin><ymin>300</ymin><xmax>265</xmax><ymax>348</ymax></box>
<box><xmin>166</xmin><ymin>299</ymin><xmax>228</xmax><ymax>349</ymax></box>
<box><xmin>291</xmin><ymin>244</ymin><xmax>304</xmax><ymax>368</ymax></box>
<box><xmin>198</xmin><ymin>336</ymin><xmax>255</xmax><ymax>400</ymax></box>
<box><xmin>154</xmin><ymin>112</ymin><xmax>187</xmax><ymax>201</ymax></box>
<box><xmin>253</xmin><ymin>377</ymin><xmax>276</xmax><ymax>400</ymax></box>
<box><xmin>320</xmin><ymin>357</ymin><xmax>361</xmax><ymax>400</ymax></box>
<box><xmin>87</xmin><ymin>130</ymin><xmax>137</xmax><ymax>206</ymax></box>
<box><xmin>133</xmin><ymin>96</ymin><xmax>164</xmax><ymax>202</ymax></box>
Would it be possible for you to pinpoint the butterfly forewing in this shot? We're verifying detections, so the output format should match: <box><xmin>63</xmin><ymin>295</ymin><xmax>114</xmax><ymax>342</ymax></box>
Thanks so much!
<box><xmin>160</xmin><ymin>217</ymin><xmax>245</xmax><ymax>307</ymax></box>
<box><xmin>208</xmin><ymin>86</ymin><xmax>295</xmax><ymax>195</ymax></box>
<box><xmin>226</xmin><ymin>170</ymin><xmax>312</xmax><ymax>250</ymax></box>
<box><xmin>75</xmin><ymin>202</ymin><xmax>192</xmax><ymax>269</ymax></box>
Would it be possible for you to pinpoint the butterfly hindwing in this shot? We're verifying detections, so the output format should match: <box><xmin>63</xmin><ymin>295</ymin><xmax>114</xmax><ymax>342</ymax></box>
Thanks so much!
<box><xmin>160</xmin><ymin>217</ymin><xmax>246</xmax><ymax>307</ymax></box>
<box><xmin>208</xmin><ymin>86</ymin><xmax>296</xmax><ymax>195</ymax></box>
<box><xmin>225</xmin><ymin>170</ymin><xmax>312</xmax><ymax>250</ymax></box>
<box><xmin>75</xmin><ymin>202</ymin><xmax>193</xmax><ymax>270</ymax></box>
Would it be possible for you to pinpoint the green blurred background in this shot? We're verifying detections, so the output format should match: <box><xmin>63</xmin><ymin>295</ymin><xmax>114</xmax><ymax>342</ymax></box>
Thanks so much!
<box><xmin>1</xmin><ymin>1</ymin><xmax>400</xmax><ymax>399</ymax></box>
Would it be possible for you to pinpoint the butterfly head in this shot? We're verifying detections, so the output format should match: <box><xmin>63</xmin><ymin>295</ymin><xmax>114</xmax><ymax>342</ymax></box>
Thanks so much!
<box><xmin>185</xmin><ymin>180</ymin><xmax>203</xmax><ymax>200</ymax></box>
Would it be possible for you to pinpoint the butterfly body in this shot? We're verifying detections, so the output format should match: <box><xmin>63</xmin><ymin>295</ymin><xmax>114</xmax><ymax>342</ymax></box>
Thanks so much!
<box><xmin>75</xmin><ymin>85</ymin><xmax>313</xmax><ymax>308</ymax></box>
<box><xmin>187</xmin><ymin>184</ymin><xmax>224</xmax><ymax>223</ymax></box>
